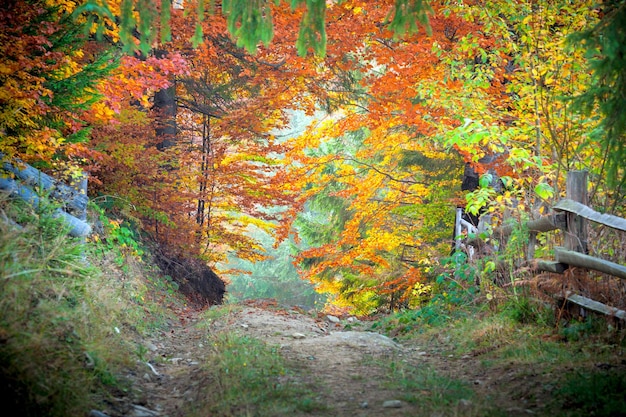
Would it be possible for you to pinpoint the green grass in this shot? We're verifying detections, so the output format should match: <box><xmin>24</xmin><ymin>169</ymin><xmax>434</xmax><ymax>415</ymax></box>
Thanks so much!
<box><xmin>385</xmin><ymin>359</ymin><xmax>474</xmax><ymax>404</ymax></box>
<box><xmin>188</xmin><ymin>332</ymin><xmax>326</xmax><ymax>416</ymax></box>
<box><xmin>196</xmin><ymin>304</ymin><xmax>243</xmax><ymax>329</ymax></box>
<box><xmin>0</xmin><ymin>197</ymin><xmax>111</xmax><ymax>416</ymax></box>
<box><xmin>374</xmin><ymin>357</ymin><xmax>508</xmax><ymax>417</ymax></box>
<box><xmin>0</xmin><ymin>195</ymin><xmax>188</xmax><ymax>416</ymax></box>
<box><xmin>368</xmin><ymin>288</ymin><xmax>626</xmax><ymax>417</ymax></box>
<box><xmin>555</xmin><ymin>367</ymin><xmax>626</xmax><ymax>417</ymax></box>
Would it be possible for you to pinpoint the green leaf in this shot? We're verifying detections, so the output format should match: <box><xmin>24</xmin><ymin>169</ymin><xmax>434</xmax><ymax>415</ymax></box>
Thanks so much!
<box><xmin>479</xmin><ymin>173</ymin><xmax>493</xmax><ymax>188</ymax></box>
<box><xmin>534</xmin><ymin>182</ymin><xmax>554</xmax><ymax>200</ymax></box>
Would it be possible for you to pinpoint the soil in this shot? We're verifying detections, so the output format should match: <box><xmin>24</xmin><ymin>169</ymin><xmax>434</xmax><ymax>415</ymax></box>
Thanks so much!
<box><xmin>95</xmin><ymin>300</ymin><xmax>613</xmax><ymax>417</ymax></box>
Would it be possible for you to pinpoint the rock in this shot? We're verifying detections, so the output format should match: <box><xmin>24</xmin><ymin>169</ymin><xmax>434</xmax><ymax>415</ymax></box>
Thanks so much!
<box><xmin>130</xmin><ymin>404</ymin><xmax>160</xmax><ymax>417</ymax></box>
<box><xmin>459</xmin><ymin>399</ymin><xmax>472</xmax><ymax>407</ymax></box>
<box><xmin>360</xmin><ymin>401</ymin><xmax>369</xmax><ymax>409</ymax></box>
<box><xmin>84</xmin><ymin>352</ymin><xmax>95</xmax><ymax>369</ymax></box>
<box><xmin>382</xmin><ymin>400</ymin><xmax>404</xmax><ymax>408</ymax></box>
<box><xmin>147</xmin><ymin>342</ymin><xmax>158</xmax><ymax>352</ymax></box>
<box><xmin>292</xmin><ymin>332</ymin><xmax>306</xmax><ymax>339</ymax></box>
<box><xmin>89</xmin><ymin>411</ymin><xmax>110</xmax><ymax>417</ymax></box>
<box><xmin>326</xmin><ymin>315</ymin><xmax>340</xmax><ymax>323</ymax></box>
<box><xmin>143</xmin><ymin>361</ymin><xmax>159</xmax><ymax>376</ymax></box>
<box><xmin>325</xmin><ymin>331</ymin><xmax>403</xmax><ymax>350</ymax></box>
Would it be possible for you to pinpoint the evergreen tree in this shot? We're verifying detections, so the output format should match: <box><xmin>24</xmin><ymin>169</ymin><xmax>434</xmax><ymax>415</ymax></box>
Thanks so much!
<box><xmin>570</xmin><ymin>0</ymin><xmax>626</xmax><ymax>189</ymax></box>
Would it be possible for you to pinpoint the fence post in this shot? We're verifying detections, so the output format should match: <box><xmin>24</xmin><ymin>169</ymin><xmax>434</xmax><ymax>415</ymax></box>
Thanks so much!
<box><xmin>565</xmin><ymin>170</ymin><xmax>588</xmax><ymax>254</ymax></box>
<box><xmin>454</xmin><ymin>207</ymin><xmax>463</xmax><ymax>251</ymax></box>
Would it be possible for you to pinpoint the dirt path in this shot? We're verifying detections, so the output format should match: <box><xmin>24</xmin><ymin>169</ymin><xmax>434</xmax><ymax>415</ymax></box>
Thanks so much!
<box><xmin>100</xmin><ymin>302</ymin><xmax>546</xmax><ymax>417</ymax></box>
<box><xmin>208</xmin><ymin>304</ymin><xmax>420</xmax><ymax>416</ymax></box>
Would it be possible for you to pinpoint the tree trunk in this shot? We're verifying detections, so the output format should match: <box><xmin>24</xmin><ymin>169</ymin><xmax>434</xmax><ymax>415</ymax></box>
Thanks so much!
<box><xmin>153</xmin><ymin>49</ymin><xmax>178</xmax><ymax>150</ymax></box>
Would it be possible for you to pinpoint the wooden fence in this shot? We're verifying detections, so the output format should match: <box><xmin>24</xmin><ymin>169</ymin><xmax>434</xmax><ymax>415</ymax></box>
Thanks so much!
<box><xmin>0</xmin><ymin>154</ymin><xmax>91</xmax><ymax>237</ymax></box>
<box><xmin>456</xmin><ymin>170</ymin><xmax>626</xmax><ymax>320</ymax></box>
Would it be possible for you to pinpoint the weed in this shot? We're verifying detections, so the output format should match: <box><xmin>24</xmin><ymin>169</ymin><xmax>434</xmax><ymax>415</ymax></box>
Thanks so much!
<box><xmin>371</xmin><ymin>258</ymin><xmax>478</xmax><ymax>336</ymax></box>
<box><xmin>558</xmin><ymin>316</ymin><xmax>605</xmax><ymax>342</ymax></box>
<box><xmin>196</xmin><ymin>304</ymin><xmax>243</xmax><ymax>330</ymax></box>
<box><xmin>190</xmin><ymin>332</ymin><xmax>324</xmax><ymax>416</ymax></box>
<box><xmin>135</xmin><ymin>344</ymin><xmax>149</xmax><ymax>362</ymax></box>
<box><xmin>379</xmin><ymin>357</ymin><xmax>506</xmax><ymax>416</ymax></box>
<box><xmin>0</xmin><ymin>195</ymin><xmax>114</xmax><ymax>416</ymax></box>
<box><xmin>502</xmin><ymin>295</ymin><xmax>552</xmax><ymax>326</ymax></box>
<box><xmin>555</xmin><ymin>368</ymin><xmax>626</xmax><ymax>417</ymax></box>
<box><xmin>0</xmin><ymin>193</ymin><xmax>188</xmax><ymax>416</ymax></box>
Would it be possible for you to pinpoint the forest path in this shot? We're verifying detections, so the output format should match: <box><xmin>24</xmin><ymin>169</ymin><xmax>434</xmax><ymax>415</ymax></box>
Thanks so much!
<box><xmin>106</xmin><ymin>301</ymin><xmax>543</xmax><ymax>417</ymax></box>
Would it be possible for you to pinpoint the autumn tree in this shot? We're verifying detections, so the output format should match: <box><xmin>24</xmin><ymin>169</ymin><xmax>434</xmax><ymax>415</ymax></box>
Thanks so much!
<box><xmin>89</xmin><ymin>1</ymin><xmax>331</xmax><ymax>269</ymax></box>
<box><xmin>0</xmin><ymin>0</ymin><xmax>115</xmax><ymax>172</ymax></box>
<box><xmin>11</xmin><ymin>0</ymin><xmax>621</xmax><ymax>311</ymax></box>
<box><xmin>272</xmin><ymin>2</ymin><xmax>483</xmax><ymax>313</ymax></box>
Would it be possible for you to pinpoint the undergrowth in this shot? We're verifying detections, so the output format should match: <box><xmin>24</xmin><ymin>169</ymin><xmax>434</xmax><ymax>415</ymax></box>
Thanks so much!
<box><xmin>370</xmin><ymin>250</ymin><xmax>626</xmax><ymax>417</ymax></box>
<box><xmin>556</xmin><ymin>367</ymin><xmax>626</xmax><ymax>417</ymax></box>
<box><xmin>189</xmin><ymin>331</ymin><xmax>325</xmax><ymax>416</ymax></box>
<box><xmin>379</xmin><ymin>359</ymin><xmax>507</xmax><ymax>417</ymax></box>
<box><xmin>0</xmin><ymin>194</ymin><xmax>186</xmax><ymax>416</ymax></box>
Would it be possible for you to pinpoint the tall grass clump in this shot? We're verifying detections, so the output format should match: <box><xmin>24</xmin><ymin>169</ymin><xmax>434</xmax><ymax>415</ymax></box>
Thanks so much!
<box><xmin>190</xmin><ymin>331</ymin><xmax>324</xmax><ymax>416</ymax></box>
<box><xmin>0</xmin><ymin>195</ymin><xmax>130</xmax><ymax>416</ymax></box>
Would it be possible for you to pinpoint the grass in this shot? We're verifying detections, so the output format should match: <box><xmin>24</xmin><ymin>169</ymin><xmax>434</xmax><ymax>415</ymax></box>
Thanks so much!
<box><xmin>352</xmin><ymin>353</ymin><xmax>506</xmax><ymax>417</ymax></box>
<box><xmin>555</xmin><ymin>367</ymin><xmax>626</xmax><ymax>417</ymax></box>
<box><xmin>0</xmin><ymin>197</ymin><xmax>114</xmax><ymax>416</ymax></box>
<box><xmin>196</xmin><ymin>304</ymin><xmax>243</xmax><ymax>329</ymax></box>
<box><xmin>0</xmin><ymin>194</ymin><xmax>187</xmax><ymax>416</ymax></box>
<box><xmin>188</xmin><ymin>332</ymin><xmax>326</xmax><ymax>416</ymax></box>
<box><xmin>369</xmin><ymin>288</ymin><xmax>626</xmax><ymax>416</ymax></box>
<box><xmin>384</xmin><ymin>360</ymin><xmax>474</xmax><ymax>404</ymax></box>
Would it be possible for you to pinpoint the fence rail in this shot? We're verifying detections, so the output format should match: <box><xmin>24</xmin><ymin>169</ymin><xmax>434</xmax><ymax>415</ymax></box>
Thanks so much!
<box><xmin>456</xmin><ymin>170</ymin><xmax>626</xmax><ymax>320</ymax></box>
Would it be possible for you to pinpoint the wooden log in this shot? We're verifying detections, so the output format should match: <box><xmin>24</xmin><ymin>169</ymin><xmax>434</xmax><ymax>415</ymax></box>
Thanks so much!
<box><xmin>1</xmin><ymin>155</ymin><xmax>88</xmax><ymax>215</ymax></box>
<box><xmin>559</xmin><ymin>291</ymin><xmax>626</xmax><ymax>321</ymax></box>
<box><xmin>555</xmin><ymin>247</ymin><xmax>626</xmax><ymax>280</ymax></box>
<box><xmin>460</xmin><ymin>218</ymin><xmax>478</xmax><ymax>234</ymax></box>
<box><xmin>554</xmin><ymin>199</ymin><xmax>626</xmax><ymax>232</ymax></box>
<box><xmin>495</xmin><ymin>213</ymin><xmax>565</xmax><ymax>238</ymax></box>
<box><xmin>0</xmin><ymin>177</ymin><xmax>91</xmax><ymax>237</ymax></box>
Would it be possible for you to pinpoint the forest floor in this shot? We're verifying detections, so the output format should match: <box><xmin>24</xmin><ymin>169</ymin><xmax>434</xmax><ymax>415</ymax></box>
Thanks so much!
<box><xmin>93</xmin><ymin>298</ymin><xmax>622</xmax><ymax>417</ymax></box>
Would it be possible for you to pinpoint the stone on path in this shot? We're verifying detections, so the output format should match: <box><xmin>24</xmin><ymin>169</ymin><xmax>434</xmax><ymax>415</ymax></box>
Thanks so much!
<box><xmin>326</xmin><ymin>315</ymin><xmax>340</xmax><ymax>323</ymax></box>
<box><xmin>130</xmin><ymin>404</ymin><xmax>160</xmax><ymax>417</ymax></box>
<box><xmin>382</xmin><ymin>400</ymin><xmax>404</xmax><ymax>408</ymax></box>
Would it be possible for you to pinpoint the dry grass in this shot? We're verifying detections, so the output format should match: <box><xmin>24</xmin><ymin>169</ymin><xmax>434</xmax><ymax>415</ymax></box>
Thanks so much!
<box><xmin>0</xmin><ymin>194</ymin><xmax>186</xmax><ymax>416</ymax></box>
